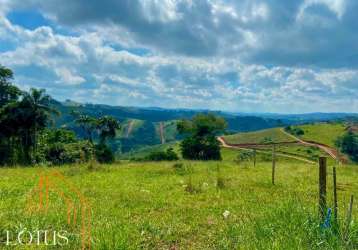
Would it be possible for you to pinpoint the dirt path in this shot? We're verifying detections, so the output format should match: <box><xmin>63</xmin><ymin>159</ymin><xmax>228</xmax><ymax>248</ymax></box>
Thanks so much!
<box><xmin>159</xmin><ymin>122</ymin><xmax>165</xmax><ymax>144</ymax></box>
<box><xmin>218</xmin><ymin>137</ymin><xmax>316</xmax><ymax>164</ymax></box>
<box><xmin>125</xmin><ymin>120</ymin><xmax>134</xmax><ymax>138</ymax></box>
<box><xmin>280</xmin><ymin>128</ymin><xmax>339</xmax><ymax>161</ymax></box>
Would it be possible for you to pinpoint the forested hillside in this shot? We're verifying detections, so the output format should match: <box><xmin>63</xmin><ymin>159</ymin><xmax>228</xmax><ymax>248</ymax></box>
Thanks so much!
<box><xmin>51</xmin><ymin>100</ymin><xmax>288</xmax><ymax>153</ymax></box>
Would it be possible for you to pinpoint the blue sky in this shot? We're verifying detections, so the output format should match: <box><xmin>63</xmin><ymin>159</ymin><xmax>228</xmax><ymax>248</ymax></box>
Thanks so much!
<box><xmin>0</xmin><ymin>0</ymin><xmax>357</xmax><ymax>113</ymax></box>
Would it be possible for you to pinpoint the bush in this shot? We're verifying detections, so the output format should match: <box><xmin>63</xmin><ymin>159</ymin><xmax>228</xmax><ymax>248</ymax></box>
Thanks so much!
<box><xmin>95</xmin><ymin>143</ymin><xmax>115</xmax><ymax>163</ymax></box>
<box><xmin>177</xmin><ymin>113</ymin><xmax>226</xmax><ymax>161</ymax></box>
<box><xmin>285</xmin><ymin>126</ymin><xmax>304</xmax><ymax>136</ymax></box>
<box><xmin>44</xmin><ymin>141</ymin><xmax>93</xmax><ymax>165</ymax></box>
<box><xmin>145</xmin><ymin>148</ymin><xmax>179</xmax><ymax>161</ymax></box>
<box><xmin>235</xmin><ymin>151</ymin><xmax>254</xmax><ymax>164</ymax></box>
<box><xmin>336</xmin><ymin>131</ymin><xmax>358</xmax><ymax>162</ymax></box>
<box><xmin>180</xmin><ymin>135</ymin><xmax>221</xmax><ymax>160</ymax></box>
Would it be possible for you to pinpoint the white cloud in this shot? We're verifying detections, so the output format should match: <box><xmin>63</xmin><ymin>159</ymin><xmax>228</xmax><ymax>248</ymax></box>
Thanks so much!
<box><xmin>0</xmin><ymin>1</ymin><xmax>358</xmax><ymax>112</ymax></box>
<box><xmin>297</xmin><ymin>0</ymin><xmax>347</xmax><ymax>20</ymax></box>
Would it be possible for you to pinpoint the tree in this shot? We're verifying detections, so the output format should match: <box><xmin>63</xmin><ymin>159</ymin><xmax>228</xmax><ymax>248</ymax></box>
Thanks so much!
<box><xmin>0</xmin><ymin>66</ymin><xmax>22</xmax><ymax>164</ymax></box>
<box><xmin>75</xmin><ymin>115</ymin><xmax>98</xmax><ymax>143</ymax></box>
<box><xmin>177</xmin><ymin>113</ymin><xmax>227</xmax><ymax>160</ymax></box>
<box><xmin>74</xmin><ymin>113</ymin><xmax>120</xmax><ymax>163</ymax></box>
<box><xmin>18</xmin><ymin>88</ymin><xmax>58</xmax><ymax>160</ymax></box>
<box><xmin>37</xmin><ymin>129</ymin><xmax>94</xmax><ymax>165</ymax></box>
<box><xmin>0</xmin><ymin>65</ymin><xmax>20</xmax><ymax>107</ymax></box>
<box><xmin>336</xmin><ymin>131</ymin><xmax>358</xmax><ymax>162</ymax></box>
<box><xmin>97</xmin><ymin>116</ymin><xmax>120</xmax><ymax>145</ymax></box>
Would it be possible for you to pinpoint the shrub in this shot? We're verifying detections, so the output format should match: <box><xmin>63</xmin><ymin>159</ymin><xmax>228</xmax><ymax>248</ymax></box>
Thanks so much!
<box><xmin>336</xmin><ymin>131</ymin><xmax>358</xmax><ymax>162</ymax></box>
<box><xmin>44</xmin><ymin>141</ymin><xmax>93</xmax><ymax>165</ymax></box>
<box><xmin>235</xmin><ymin>151</ymin><xmax>254</xmax><ymax>164</ymax></box>
<box><xmin>145</xmin><ymin>148</ymin><xmax>179</xmax><ymax>161</ymax></box>
<box><xmin>180</xmin><ymin>135</ymin><xmax>221</xmax><ymax>160</ymax></box>
<box><xmin>177</xmin><ymin>113</ymin><xmax>226</xmax><ymax>161</ymax></box>
<box><xmin>286</xmin><ymin>126</ymin><xmax>304</xmax><ymax>136</ymax></box>
<box><xmin>95</xmin><ymin>143</ymin><xmax>115</xmax><ymax>163</ymax></box>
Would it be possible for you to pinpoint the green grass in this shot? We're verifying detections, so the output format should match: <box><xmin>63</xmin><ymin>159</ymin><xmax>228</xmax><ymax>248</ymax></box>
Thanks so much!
<box><xmin>293</xmin><ymin>123</ymin><xmax>347</xmax><ymax>147</ymax></box>
<box><xmin>1</xmin><ymin>159</ymin><xmax>357</xmax><ymax>249</ymax></box>
<box><xmin>119</xmin><ymin>142</ymin><xmax>180</xmax><ymax>160</ymax></box>
<box><xmin>223</xmin><ymin>128</ymin><xmax>296</xmax><ymax>144</ymax></box>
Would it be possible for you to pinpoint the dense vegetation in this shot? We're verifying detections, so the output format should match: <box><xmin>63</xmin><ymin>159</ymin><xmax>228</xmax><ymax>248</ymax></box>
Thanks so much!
<box><xmin>178</xmin><ymin>113</ymin><xmax>227</xmax><ymax>160</ymax></box>
<box><xmin>143</xmin><ymin>147</ymin><xmax>179</xmax><ymax>161</ymax></box>
<box><xmin>285</xmin><ymin>125</ymin><xmax>305</xmax><ymax>136</ymax></box>
<box><xmin>0</xmin><ymin>65</ymin><xmax>120</xmax><ymax>166</ymax></box>
<box><xmin>336</xmin><ymin>131</ymin><xmax>358</xmax><ymax>162</ymax></box>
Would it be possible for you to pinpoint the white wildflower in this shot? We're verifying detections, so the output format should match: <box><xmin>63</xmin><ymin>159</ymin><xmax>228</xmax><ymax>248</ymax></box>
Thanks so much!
<box><xmin>223</xmin><ymin>210</ymin><xmax>230</xmax><ymax>219</ymax></box>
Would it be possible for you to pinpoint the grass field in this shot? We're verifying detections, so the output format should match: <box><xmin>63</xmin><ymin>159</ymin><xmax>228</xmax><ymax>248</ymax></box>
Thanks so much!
<box><xmin>1</xmin><ymin>156</ymin><xmax>357</xmax><ymax>249</ymax></box>
<box><xmin>292</xmin><ymin>123</ymin><xmax>347</xmax><ymax>147</ymax></box>
<box><xmin>119</xmin><ymin>142</ymin><xmax>179</xmax><ymax>160</ymax></box>
<box><xmin>223</xmin><ymin>128</ymin><xmax>296</xmax><ymax>145</ymax></box>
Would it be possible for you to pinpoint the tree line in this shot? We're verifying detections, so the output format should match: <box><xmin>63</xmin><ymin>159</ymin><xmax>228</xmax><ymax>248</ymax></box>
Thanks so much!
<box><xmin>0</xmin><ymin>65</ymin><xmax>120</xmax><ymax>166</ymax></box>
<box><xmin>1</xmin><ymin>65</ymin><xmax>227</xmax><ymax>166</ymax></box>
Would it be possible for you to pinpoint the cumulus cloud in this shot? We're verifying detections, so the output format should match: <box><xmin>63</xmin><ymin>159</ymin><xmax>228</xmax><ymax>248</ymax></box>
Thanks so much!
<box><xmin>0</xmin><ymin>0</ymin><xmax>357</xmax><ymax>113</ymax></box>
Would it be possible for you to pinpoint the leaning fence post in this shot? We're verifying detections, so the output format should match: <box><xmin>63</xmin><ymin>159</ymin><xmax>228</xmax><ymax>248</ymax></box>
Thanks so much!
<box><xmin>333</xmin><ymin>166</ymin><xmax>338</xmax><ymax>225</ymax></box>
<box><xmin>319</xmin><ymin>157</ymin><xmax>327</xmax><ymax>220</ymax></box>
<box><xmin>272</xmin><ymin>145</ymin><xmax>276</xmax><ymax>185</ymax></box>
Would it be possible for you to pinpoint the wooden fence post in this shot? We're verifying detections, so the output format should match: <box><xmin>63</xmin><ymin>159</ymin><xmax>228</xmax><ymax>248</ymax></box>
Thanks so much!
<box><xmin>319</xmin><ymin>157</ymin><xmax>327</xmax><ymax>220</ymax></box>
<box><xmin>253</xmin><ymin>149</ymin><xmax>256</xmax><ymax>167</ymax></box>
<box><xmin>333</xmin><ymin>166</ymin><xmax>338</xmax><ymax>224</ymax></box>
<box><xmin>272</xmin><ymin>145</ymin><xmax>276</xmax><ymax>185</ymax></box>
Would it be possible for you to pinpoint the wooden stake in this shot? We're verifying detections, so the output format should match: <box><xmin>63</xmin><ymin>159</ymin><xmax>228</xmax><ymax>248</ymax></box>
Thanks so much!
<box><xmin>319</xmin><ymin>157</ymin><xmax>327</xmax><ymax>220</ymax></box>
<box><xmin>272</xmin><ymin>145</ymin><xmax>276</xmax><ymax>185</ymax></box>
<box><xmin>344</xmin><ymin>195</ymin><xmax>354</xmax><ymax>240</ymax></box>
<box><xmin>253</xmin><ymin>149</ymin><xmax>256</xmax><ymax>167</ymax></box>
<box><xmin>333</xmin><ymin>166</ymin><xmax>338</xmax><ymax>224</ymax></box>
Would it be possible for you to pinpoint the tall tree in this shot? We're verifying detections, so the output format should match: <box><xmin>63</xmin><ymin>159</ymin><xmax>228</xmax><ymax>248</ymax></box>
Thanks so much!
<box><xmin>13</xmin><ymin>88</ymin><xmax>58</xmax><ymax>164</ymax></box>
<box><xmin>0</xmin><ymin>65</ymin><xmax>20</xmax><ymax>107</ymax></box>
<box><xmin>97</xmin><ymin>116</ymin><xmax>120</xmax><ymax>145</ymax></box>
<box><xmin>75</xmin><ymin>115</ymin><xmax>98</xmax><ymax>143</ymax></box>
<box><xmin>0</xmin><ymin>66</ymin><xmax>21</xmax><ymax>165</ymax></box>
<box><xmin>177</xmin><ymin>113</ymin><xmax>227</xmax><ymax>160</ymax></box>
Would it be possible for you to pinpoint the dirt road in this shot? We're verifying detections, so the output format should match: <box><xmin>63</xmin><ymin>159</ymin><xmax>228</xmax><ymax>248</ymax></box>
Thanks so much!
<box><xmin>125</xmin><ymin>120</ymin><xmax>135</xmax><ymax>138</ymax></box>
<box><xmin>280</xmin><ymin>128</ymin><xmax>339</xmax><ymax>161</ymax></box>
<box><xmin>218</xmin><ymin>137</ymin><xmax>316</xmax><ymax>164</ymax></box>
<box><xmin>159</xmin><ymin>122</ymin><xmax>165</xmax><ymax>144</ymax></box>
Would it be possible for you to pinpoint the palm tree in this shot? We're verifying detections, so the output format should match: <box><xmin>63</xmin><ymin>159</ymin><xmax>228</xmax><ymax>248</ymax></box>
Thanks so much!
<box><xmin>19</xmin><ymin>88</ymin><xmax>59</xmax><ymax>163</ymax></box>
<box><xmin>75</xmin><ymin>115</ymin><xmax>98</xmax><ymax>143</ymax></box>
<box><xmin>97</xmin><ymin>116</ymin><xmax>120</xmax><ymax>145</ymax></box>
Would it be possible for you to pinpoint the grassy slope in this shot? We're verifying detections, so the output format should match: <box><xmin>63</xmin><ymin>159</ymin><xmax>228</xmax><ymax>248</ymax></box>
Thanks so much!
<box><xmin>0</xmin><ymin>160</ymin><xmax>357</xmax><ymax>249</ymax></box>
<box><xmin>154</xmin><ymin>120</ymin><xmax>179</xmax><ymax>143</ymax></box>
<box><xmin>118</xmin><ymin>119</ymin><xmax>144</xmax><ymax>138</ymax></box>
<box><xmin>293</xmin><ymin>122</ymin><xmax>347</xmax><ymax>147</ymax></box>
<box><xmin>223</xmin><ymin>128</ymin><xmax>296</xmax><ymax>144</ymax></box>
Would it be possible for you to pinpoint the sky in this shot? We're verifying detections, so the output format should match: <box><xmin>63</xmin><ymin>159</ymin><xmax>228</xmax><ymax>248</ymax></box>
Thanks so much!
<box><xmin>0</xmin><ymin>0</ymin><xmax>357</xmax><ymax>113</ymax></box>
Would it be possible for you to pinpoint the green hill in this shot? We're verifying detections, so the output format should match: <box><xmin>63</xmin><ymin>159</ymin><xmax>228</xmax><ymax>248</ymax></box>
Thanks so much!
<box><xmin>290</xmin><ymin>122</ymin><xmax>346</xmax><ymax>147</ymax></box>
<box><xmin>223</xmin><ymin>128</ymin><xmax>296</xmax><ymax>144</ymax></box>
<box><xmin>222</xmin><ymin>127</ymin><xmax>333</xmax><ymax>162</ymax></box>
<box><xmin>50</xmin><ymin>100</ymin><xmax>288</xmax><ymax>154</ymax></box>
